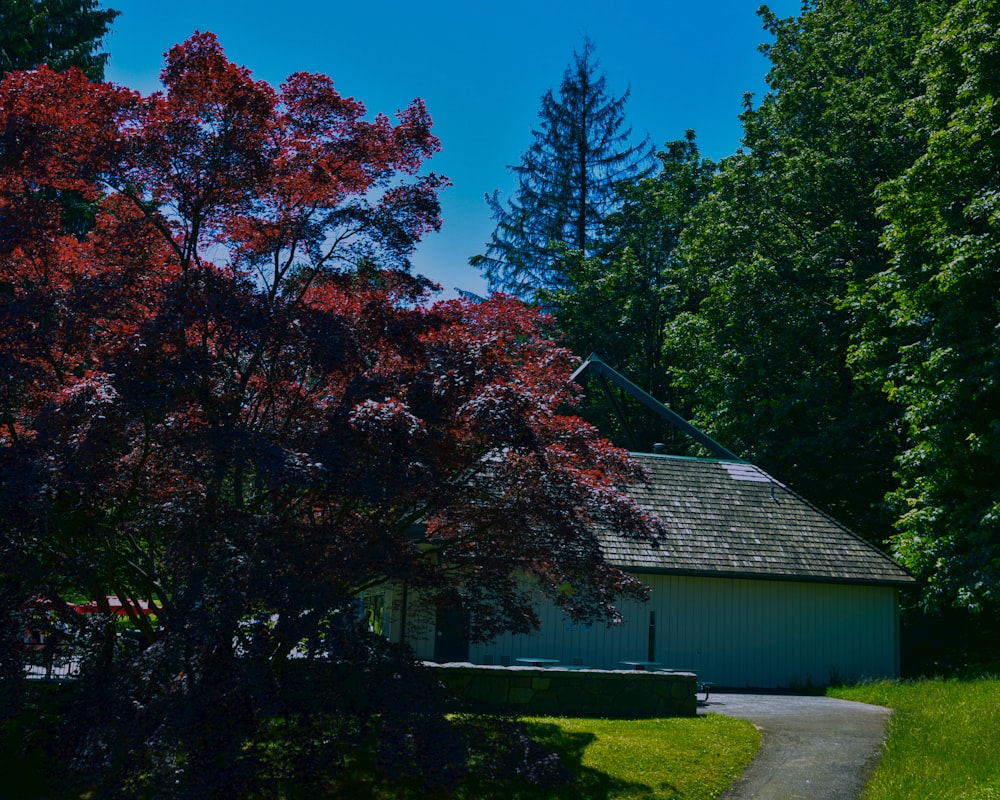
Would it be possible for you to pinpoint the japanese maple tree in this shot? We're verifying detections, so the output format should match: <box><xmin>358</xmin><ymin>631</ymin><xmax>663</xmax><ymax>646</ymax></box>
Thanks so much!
<box><xmin>0</xmin><ymin>33</ymin><xmax>661</xmax><ymax>796</ymax></box>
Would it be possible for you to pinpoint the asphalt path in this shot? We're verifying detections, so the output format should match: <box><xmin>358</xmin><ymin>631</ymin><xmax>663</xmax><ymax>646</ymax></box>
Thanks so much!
<box><xmin>705</xmin><ymin>692</ymin><xmax>892</xmax><ymax>800</ymax></box>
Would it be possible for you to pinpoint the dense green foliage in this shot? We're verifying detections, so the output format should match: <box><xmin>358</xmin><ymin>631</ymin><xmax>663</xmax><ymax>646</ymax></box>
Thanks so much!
<box><xmin>546</xmin><ymin>0</ymin><xmax>998</xmax><ymax>643</ymax></box>
<box><xmin>0</xmin><ymin>0</ymin><xmax>118</xmax><ymax>80</ymax></box>
<box><xmin>829</xmin><ymin>678</ymin><xmax>1000</xmax><ymax>798</ymax></box>
<box><xmin>664</xmin><ymin>0</ymin><xmax>942</xmax><ymax>537</ymax></box>
<box><xmin>851</xmin><ymin>0</ymin><xmax>1000</xmax><ymax>615</ymax></box>
<box><xmin>472</xmin><ymin>38</ymin><xmax>653</xmax><ymax>300</ymax></box>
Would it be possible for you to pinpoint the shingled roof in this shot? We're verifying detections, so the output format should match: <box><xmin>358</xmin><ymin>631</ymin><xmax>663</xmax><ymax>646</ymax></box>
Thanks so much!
<box><xmin>602</xmin><ymin>454</ymin><xmax>915</xmax><ymax>587</ymax></box>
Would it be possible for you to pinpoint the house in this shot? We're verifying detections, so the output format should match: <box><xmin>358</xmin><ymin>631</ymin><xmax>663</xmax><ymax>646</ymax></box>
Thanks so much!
<box><xmin>372</xmin><ymin>357</ymin><xmax>917</xmax><ymax>689</ymax></box>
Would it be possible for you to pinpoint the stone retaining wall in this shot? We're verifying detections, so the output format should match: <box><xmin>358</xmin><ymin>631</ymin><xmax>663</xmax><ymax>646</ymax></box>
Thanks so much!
<box><xmin>429</xmin><ymin>662</ymin><xmax>697</xmax><ymax>718</ymax></box>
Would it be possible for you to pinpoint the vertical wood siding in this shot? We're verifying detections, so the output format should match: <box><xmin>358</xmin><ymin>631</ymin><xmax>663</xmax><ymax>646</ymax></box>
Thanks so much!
<box><xmin>390</xmin><ymin>587</ymin><xmax>438</xmax><ymax>661</ymax></box>
<box><xmin>461</xmin><ymin>575</ymin><xmax>900</xmax><ymax>688</ymax></box>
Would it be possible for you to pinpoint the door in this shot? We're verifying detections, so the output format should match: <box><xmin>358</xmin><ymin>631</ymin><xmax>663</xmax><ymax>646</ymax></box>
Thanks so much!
<box><xmin>433</xmin><ymin>606</ymin><xmax>470</xmax><ymax>663</ymax></box>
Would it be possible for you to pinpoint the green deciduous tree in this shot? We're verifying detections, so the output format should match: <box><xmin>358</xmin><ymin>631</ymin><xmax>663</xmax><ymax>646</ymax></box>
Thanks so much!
<box><xmin>0</xmin><ymin>0</ymin><xmax>118</xmax><ymax>81</ymax></box>
<box><xmin>666</xmin><ymin>0</ymin><xmax>942</xmax><ymax>536</ymax></box>
<box><xmin>852</xmin><ymin>0</ymin><xmax>1000</xmax><ymax>615</ymax></box>
<box><xmin>471</xmin><ymin>38</ymin><xmax>653</xmax><ymax>301</ymax></box>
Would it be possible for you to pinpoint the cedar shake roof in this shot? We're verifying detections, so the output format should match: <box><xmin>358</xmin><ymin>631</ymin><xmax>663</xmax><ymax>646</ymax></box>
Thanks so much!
<box><xmin>603</xmin><ymin>454</ymin><xmax>916</xmax><ymax>587</ymax></box>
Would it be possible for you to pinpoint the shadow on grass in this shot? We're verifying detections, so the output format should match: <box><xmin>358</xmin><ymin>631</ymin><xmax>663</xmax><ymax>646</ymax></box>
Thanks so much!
<box><xmin>455</xmin><ymin>721</ymin><xmax>659</xmax><ymax>800</ymax></box>
<box><xmin>1</xmin><ymin>687</ymin><xmax>669</xmax><ymax>800</ymax></box>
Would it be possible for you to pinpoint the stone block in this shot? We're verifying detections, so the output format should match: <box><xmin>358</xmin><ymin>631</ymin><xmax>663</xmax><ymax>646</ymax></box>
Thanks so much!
<box><xmin>554</xmin><ymin>684</ymin><xmax>591</xmax><ymax>713</ymax></box>
<box><xmin>425</xmin><ymin>663</ymin><xmax>697</xmax><ymax>718</ymax></box>
<box><xmin>508</xmin><ymin>687</ymin><xmax>534</xmax><ymax>705</ymax></box>
<box><xmin>469</xmin><ymin>674</ymin><xmax>510</xmax><ymax>702</ymax></box>
<box><xmin>529</xmin><ymin>690</ymin><xmax>562</xmax><ymax>715</ymax></box>
<box><xmin>612</xmin><ymin>686</ymin><xmax>654</xmax><ymax>718</ymax></box>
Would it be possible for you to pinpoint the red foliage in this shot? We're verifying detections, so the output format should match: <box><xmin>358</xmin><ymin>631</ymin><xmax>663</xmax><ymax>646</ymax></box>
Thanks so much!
<box><xmin>0</xmin><ymin>33</ymin><xmax>661</xmax><ymax>659</ymax></box>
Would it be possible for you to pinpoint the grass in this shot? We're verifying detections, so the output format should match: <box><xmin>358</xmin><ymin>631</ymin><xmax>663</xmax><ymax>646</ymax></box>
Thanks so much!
<box><xmin>247</xmin><ymin>712</ymin><xmax>760</xmax><ymax>799</ymax></box>
<box><xmin>334</xmin><ymin>714</ymin><xmax>760</xmax><ymax>800</ymax></box>
<box><xmin>829</xmin><ymin>677</ymin><xmax>1000</xmax><ymax>799</ymax></box>
<box><xmin>15</xmin><ymin>675</ymin><xmax>1000</xmax><ymax>798</ymax></box>
<box><xmin>24</xmin><ymin>677</ymin><xmax>1000</xmax><ymax>799</ymax></box>
<box><xmin>2</xmin><ymin>689</ymin><xmax>760</xmax><ymax>799</ymax></box>
<box><xmin>502</xmin><ymin>715</ymin><xmax>761</xmax><ymax>800</ymax></box>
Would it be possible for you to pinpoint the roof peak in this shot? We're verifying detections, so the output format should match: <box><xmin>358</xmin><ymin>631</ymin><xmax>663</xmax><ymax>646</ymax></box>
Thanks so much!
<box><xmin>631</xmin><ymin>451</ymin><xmax>742</xmax><ymax>464</ymax></box>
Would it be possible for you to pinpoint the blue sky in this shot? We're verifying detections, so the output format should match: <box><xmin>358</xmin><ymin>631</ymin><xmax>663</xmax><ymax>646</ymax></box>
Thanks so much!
<box><xmin>104</xmin><ymin>0</ymin><xmax>800</xmax><ymax>299</ymax></box>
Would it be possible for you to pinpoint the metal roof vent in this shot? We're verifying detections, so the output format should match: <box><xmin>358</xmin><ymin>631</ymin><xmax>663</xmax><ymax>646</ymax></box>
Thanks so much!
<box><xmin>652</xmin><ymin>443</ymin><xmax>666</xmax><ymax>454</ymax></box>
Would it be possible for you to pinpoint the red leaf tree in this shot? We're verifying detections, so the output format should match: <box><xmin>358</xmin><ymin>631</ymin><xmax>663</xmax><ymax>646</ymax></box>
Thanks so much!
<box><xmin>0</xmin><ymin>33</ymin><xmax>662</xmax><ymax>794</ymax></box>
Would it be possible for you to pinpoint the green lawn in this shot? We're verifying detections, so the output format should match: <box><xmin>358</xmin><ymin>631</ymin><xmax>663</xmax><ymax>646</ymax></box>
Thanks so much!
<box><xmin>505</xmin><ymin>715</ymin><xmax>761</xmax><ymax>800</ymax></box>
<box><xmin>19</xmin><ymin>678</ymin><xmax>1000</xmax><ymax>799</ymax></box>
<box><xmin>438</xmin><ymin>714</ymin><xmax>760</xmax><ymax>800</ymax></box>
<box><xmin>3</xmin><ymin>690</ymin><xmax>760</xmax><ymax>799</ymax></box>
<box><xmin>829</xmin><ymin>678</ymin><xmax>1000</xmax><ymax>799</ymax></box>
<box><xmin>249</xmin><ymin>712</ymin><xmax>760</xmax><ymax>799</ymax></box>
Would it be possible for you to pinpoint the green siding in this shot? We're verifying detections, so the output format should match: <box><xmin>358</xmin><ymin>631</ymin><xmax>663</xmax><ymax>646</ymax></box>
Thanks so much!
<box><xmin>464</xmin><ymin>575</ymin><xmax>901</xmax><ymax>688</ymax></box>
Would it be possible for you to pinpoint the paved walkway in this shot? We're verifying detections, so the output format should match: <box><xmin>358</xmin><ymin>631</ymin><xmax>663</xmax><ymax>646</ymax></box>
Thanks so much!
<box><xmin>705</xmin><ymin>692</ymin><xmax>892</xmax><ymax>800</ymax></box>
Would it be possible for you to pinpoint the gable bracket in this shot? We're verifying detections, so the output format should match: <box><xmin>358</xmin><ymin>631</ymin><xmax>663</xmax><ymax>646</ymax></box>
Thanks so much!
<box><xmin>569</xmin><ymin>354</ymin><xmax>744</xmax><ymax>462</ymax></box>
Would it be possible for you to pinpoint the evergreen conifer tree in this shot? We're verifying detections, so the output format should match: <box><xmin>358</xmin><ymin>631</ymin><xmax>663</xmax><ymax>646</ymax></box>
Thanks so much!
<box><xmin>471</xmin><ymin>38</ymin><xmax>653</xmax><ymax>300</ymax></box>
<box><xmin>0</xmin><ymin>0</ymin><xmax>119</xmax><ymax>81</ymax></box>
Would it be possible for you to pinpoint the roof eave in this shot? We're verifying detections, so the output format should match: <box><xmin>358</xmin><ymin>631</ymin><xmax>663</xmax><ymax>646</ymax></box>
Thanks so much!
<box><xmin>615</xmin><ymin>564</ymin><xmax>919</xmax><ymax>589</ymax></box>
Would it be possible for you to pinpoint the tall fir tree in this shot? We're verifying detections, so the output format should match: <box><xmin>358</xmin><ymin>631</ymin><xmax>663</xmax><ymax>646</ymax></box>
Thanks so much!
<box><xmin>471</xmin><ymin>38</ymin><xmax>653</xmax><ymax>301</ymax></box>
<box><xmin>0</xmin><ymin>0</ymin><xmax>119</xmax><ymax>81</ymax></box>
<box><xmin>542</xmin><ymin>131</ymin><xmax>717</xmax><ymax>454</ymax></box>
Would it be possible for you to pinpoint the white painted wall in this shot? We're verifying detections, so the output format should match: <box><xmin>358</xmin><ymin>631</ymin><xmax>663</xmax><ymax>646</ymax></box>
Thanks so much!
<box><xmin>460</xmin><ymin>575</ymin><xmax>901</xmax><ymax>688</ymax></box>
